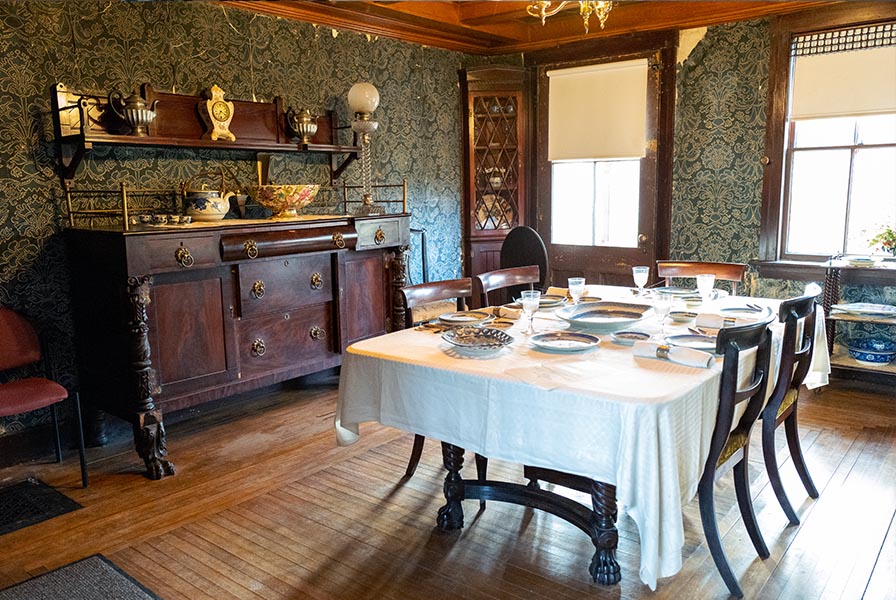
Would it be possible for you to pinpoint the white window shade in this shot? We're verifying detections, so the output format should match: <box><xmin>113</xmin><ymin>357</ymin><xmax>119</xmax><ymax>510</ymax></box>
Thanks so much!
<box><xmin>790</xmin><ymin>46</ymin><xmax>896</xmax><ymax>119</ymax></box>
<box><xmin>548</xmin><ymin>59</ymin><xmax>648</xmax><ymax>161</ymax></box>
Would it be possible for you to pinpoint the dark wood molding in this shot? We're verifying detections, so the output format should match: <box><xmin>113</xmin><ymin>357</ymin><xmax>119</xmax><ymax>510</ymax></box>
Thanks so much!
<box><xmin>759</xmin><ymin>2</ymin><xmax>896</xmax><ymax>261</ymax></box>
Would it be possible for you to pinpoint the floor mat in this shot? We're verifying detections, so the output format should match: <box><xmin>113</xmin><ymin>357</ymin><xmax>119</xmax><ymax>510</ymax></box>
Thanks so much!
<box><xmin>0</xmin><ymin>478</ymin><xmax>82</xmax><ymax>536</ymax></box>
<box><xmin>0</xmin><ymin>555</ymin><xmax>161</xmax><ymax>600</ymax></box>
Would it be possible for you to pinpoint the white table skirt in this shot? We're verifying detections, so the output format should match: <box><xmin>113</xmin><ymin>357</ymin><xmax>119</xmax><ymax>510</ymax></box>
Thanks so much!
<box><xmin>335</xmin><ymin>287</ymin><xmax>829</xmax><ymax>590</ymax></box>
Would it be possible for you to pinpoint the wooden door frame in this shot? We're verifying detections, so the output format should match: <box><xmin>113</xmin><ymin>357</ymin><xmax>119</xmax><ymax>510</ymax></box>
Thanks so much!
<box><xmin>524</xmin><ymin>30</ymin><xmax>677</xmax><ymax>284</ymax></box>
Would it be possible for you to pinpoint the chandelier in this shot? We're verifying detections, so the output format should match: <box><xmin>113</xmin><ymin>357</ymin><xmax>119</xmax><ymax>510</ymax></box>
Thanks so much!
<box><xmin>526</xmin><ymin>1</ymin><xmax>616</xmax><ymax>34</ymax></box>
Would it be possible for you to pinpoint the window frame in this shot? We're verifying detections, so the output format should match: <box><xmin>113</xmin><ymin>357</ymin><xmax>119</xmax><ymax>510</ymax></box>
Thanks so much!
<box><xmin>759</xmin><ymin>3</ymin><xmax>896</xmax><ymax>269</ymax></box>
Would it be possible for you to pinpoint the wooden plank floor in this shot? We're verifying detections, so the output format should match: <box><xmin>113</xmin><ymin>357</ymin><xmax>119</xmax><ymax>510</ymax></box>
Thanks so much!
<box><xmin>0</xmin><ymin>377</ymin><xmax>893</xmax><ymax>599</ymax></box>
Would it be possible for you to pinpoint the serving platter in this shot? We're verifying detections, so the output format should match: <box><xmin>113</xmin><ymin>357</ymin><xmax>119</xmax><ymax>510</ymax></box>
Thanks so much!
<box><xmin>530</xmin><ymin>331</ymin><xmax>600</xmax><ymax>353</ymax></box>
<box><xmin>441</xmin><ymin>326</ymin><xmax>514</xmax><ymax>355</ymax></box>
<box><xmin>555</xmin><ymin>301</ymin><xmax>652</xmax><ymax>333</ymax></box>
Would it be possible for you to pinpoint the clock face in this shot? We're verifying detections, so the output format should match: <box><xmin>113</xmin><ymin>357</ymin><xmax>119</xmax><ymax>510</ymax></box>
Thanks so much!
<box><xmin>211</xmin><ymin>101</ymin><xmax>231</xmax><ymax>122</ymax></box>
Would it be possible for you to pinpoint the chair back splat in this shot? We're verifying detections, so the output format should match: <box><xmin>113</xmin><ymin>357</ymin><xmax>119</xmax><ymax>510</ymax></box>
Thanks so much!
<box><xmin>0</xmin><ymin>307</ymin><xmax>88</xmax><ymax>487</ymax></box>
<box><xmin>656</xmin><ymin>260</ymin><xmax>746</xmax><ymax>295</ymax></box>
<box><xmin>474</xmin><ymin>265</ymin><xmax>540</xmax><ymax>309</ymax></box>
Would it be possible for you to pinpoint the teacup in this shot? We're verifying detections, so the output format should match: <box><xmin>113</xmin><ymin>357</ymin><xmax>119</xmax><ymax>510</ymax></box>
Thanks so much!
<box><xmin>151</xmin><ymin>214</ymin><xmax>168</xmax><ymax>225</ymax></box>
<box><xmin>139</xmin><ymin>214</ymin><xmax>152</xmax><ymax>224</ymax></box>
<box><xmin>181</xmin><ymin>215</ymin><xmax>192</xmax><ymax>225</ymax></box>
<box><xmin>168</xmin><ymin>214</ymin><xmax>182</xmax><ymax>224</ymax></box>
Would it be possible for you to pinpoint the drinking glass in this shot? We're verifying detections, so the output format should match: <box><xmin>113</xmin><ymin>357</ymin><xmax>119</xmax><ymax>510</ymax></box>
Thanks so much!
<box><xmin>520</xmin><ymin>290</ymin><xmax>541</xmax><ymax>335</ymax></box>
<box><xmin>653</xmin><ymin>293</ymin><xmax>673</xmax><ymax>337</ymax></box>
<box><xmin>632</xmin><ymin>266</ymin><xmax>649</xmax><ymax>295</ymax></box>
<box><xmin>568</xmin><ymin>277</ymin><xmax>586</xmax><ymax>304</ymax></box>
<box><xmin>696</xmin><ymin>273</ymin><xmax>716</xmax><ymax>303</ymax></box>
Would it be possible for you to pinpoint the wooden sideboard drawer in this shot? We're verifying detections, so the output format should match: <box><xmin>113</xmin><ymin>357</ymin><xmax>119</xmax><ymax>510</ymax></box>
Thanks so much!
<box><xmin>356</xmin><ymin>217</ymin><xmax>408</xmax><ymax>251</ymax></box>
<box><xmin>238</xmin><ymin>253</ymin><xmax>332</xmax><ymax>318</ymax></box>
<box><xmin>238</xmin><ymin>303</ymin><xmax>335</xmax><ymax>377</ymax></box>
<box><xmin>145</xmin><ymin>235</ymin><xmax>219</xmax><ymax>272</ymax></box>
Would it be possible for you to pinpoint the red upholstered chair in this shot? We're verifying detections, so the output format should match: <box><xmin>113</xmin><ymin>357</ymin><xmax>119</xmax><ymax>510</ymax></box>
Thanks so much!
<box><xmin>656</xmin><ymin>260</ymin><xmax>747</xmax><ymax>295</ymax></box>
<box><xmin>0</xmin><ymin>308</ymin><xmax>88</xmax><ymax>487</ymax></box>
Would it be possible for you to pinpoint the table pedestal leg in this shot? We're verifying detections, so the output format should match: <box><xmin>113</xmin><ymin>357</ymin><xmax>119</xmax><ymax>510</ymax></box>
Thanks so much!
<box><xmin>437</xmin><ymin>442</ymin><xmax>465</xmax><ymax>530</ymax></box>
<box><xmin>589</xmin><ymin>480</ymin><xmax>621</xmax><ymax>584</ymax></box>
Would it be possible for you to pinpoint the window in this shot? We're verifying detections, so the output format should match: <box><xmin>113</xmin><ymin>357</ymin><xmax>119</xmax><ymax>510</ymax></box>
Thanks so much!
<box><xmin>766</xmin><ymin>19</ymin><xmax>896</xmax><ymax>262</ymax></box>
<box><xmin>551</xmin><ymin>160</ymin><xmax>640</xmax><ymax>246</ymax></box>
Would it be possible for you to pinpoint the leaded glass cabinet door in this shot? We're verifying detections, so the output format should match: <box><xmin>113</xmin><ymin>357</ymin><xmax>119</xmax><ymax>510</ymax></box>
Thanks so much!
<box><xmin>461</xmin><ymin>66</ymin><xmax>530</xmax><ymax>279</ymax></box>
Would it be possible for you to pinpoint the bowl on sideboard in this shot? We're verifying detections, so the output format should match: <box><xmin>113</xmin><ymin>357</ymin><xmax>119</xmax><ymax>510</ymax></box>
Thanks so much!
<box><xmin>846</xmin><ymin>339</ymin><xmax>896</xmax><ymax>365</ymax></box>
<box><xmin>251</xmin><ymin>184</ymin><xmax>320</xmax><ymax>218</ymax></box>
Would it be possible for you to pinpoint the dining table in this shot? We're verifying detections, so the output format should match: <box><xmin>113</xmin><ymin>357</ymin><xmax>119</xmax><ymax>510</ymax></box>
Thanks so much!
<box><xmin>334</xmin><ymin>284</ymin><xmax>829</xmax><ymax>591</ymax></box>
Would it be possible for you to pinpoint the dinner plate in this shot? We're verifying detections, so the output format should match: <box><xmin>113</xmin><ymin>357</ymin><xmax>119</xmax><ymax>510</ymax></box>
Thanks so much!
<box><xmin>438</xmin><ymin>310</ymin><xmax>493</xmax><ymax>326</ymax></box>
<box><xmin>556</xmin><ymin>301</ymin><xmax>652</xmax><ymax>333</ymax></box>
<box><xmin>508</xmin><ymin>294</ymin><xmax>567</xmax><ymax>309</ymax></box>
<box><xmin>441</xmin><ymin>326</ymin><xmax>514</xmax><ymax>354</ymax></box>
<box><xmin>831</xmin><ymin>303</ymin><xmax>896</xmax><ymax>317</ymax></box>
<box><xmin>666</xmin><ymin>334</ymin><xmax>717</xmax><ymax>352</ymax></box>
<box><xmin>530</xmin><ymin>331</ymin><xmax>600</xmax><ymax>353</ymax></box>
<box><xmin>610</xmin><ymin>330</ymin><xmax>651</xmax><ymax>346</ymax></box>
<box><xmin>652</xmin><ymin>286</ymin><xmax>696</xmax><ymax>296</ymax></box>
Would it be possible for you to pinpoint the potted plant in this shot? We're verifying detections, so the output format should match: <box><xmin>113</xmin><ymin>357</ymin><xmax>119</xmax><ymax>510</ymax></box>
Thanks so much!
<box><xmin>869</xmin><ymin>225</ymin><xmax>896</xmax><ymax>257</ymax></box>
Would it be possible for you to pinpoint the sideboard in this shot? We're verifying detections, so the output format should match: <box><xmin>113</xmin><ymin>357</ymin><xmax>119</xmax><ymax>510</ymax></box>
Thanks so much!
<box><xmin>66</xmin><ymin>214</ymin><xmax>409</xmax><ymax>479</ymax></box>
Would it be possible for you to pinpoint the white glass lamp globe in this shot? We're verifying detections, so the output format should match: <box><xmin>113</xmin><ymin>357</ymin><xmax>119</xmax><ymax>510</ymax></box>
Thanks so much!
<box><xmin>348</xmin><ymin>82</ymin><xmax>380</xmax><ymax>114</ymax></box>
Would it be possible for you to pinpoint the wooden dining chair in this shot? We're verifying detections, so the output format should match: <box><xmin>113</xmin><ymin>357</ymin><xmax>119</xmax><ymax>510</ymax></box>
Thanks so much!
<box><xmin>398</xmin><ymin>278</ymin><xmax>488</xmax><ymax>486</ymax></box>
<box><xmin>656</xmin><ymin>260</ymin><xmax>747</xmax><ymax>295</ymax></box>
<box><xmin>0</xmin><ymin>307</ymin><xmax>88</xmax><ymax>488</ymax></box>
<box><xmin>473</xmin><ymin>265</ymin><xmax>540</xmax><ymax>309</ymax></box>
<box><xmin>760</xmin><ymin>293</ymin><xmax>820</xmax><ymax>525</ymax></box>
<box><xmin>499</xmin><ymin>226</ymin><xmax>549</xmax><ymax>297</ymax></box>
<box><xmin>699</xmin><ymin>319</ymin><xmax>773</xmax><ymax>598</ymax></box>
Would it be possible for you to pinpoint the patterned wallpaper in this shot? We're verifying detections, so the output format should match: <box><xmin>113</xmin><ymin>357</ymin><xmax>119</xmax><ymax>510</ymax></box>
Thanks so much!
<box><xmin>0</xmin><ymin>0</ymin><xmax>492</xmax><ymax>437</ymax></box>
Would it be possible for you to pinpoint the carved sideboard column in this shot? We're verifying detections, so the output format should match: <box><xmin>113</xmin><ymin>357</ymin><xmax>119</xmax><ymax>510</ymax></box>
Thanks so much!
<box><xmin>390</xmin><ymin>244</ymin><xmax>409</xmax><ymax>332</ymax></box>
<box><xmin>126</xmin><ymin>275</ymin><xmax>175</xmax><ymax>479</ymax></box>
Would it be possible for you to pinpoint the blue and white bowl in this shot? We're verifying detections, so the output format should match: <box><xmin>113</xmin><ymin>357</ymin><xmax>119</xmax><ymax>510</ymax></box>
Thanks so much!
<box><xmin>846</xmin><ymin>339</ymin><xmax>896</xmax><ymax>365</ymax></box>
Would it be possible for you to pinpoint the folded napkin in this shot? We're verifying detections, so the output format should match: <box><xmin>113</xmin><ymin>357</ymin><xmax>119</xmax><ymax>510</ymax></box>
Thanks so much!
<box><xmin>493</xmin><ymin>305</ymin><xmax>521</xmax><ymax>319</ymax></box>
<box><xmin>546</xmin><ymin>286</ymin><xmax>569</xmax><ymax>299</ymax></box>
<box><xmin>633</xmin><ymin>340</ymin><xmax>714</xmax><ymax>369</ymax></box>
<box><xmin>694</xmin><ymin>313</ymin><xmax>755</xmax><ymax>329</ymax></box>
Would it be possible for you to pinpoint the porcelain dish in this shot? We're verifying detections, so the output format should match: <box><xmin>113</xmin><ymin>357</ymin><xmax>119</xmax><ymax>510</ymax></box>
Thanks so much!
<box><xmin>530</xmin><ymin>331</ymin><xmax>600</xmax><ymax>353</ymax></box>
<box><xmin>442</xmin><ymin>326</ymin><xmax>514</xmax><ymax>354</ymax></box>
<box><xmin>846</xmin><ymin>339</ymin><xmax>896</xmax><ymax>365</ymax></box>
<box><xmin>665</xmin><ymin>334</ymin><xmax>717</xmax><ymax>352</ymax></box>
<box><xmin>831</xmin><ymin>303</ymin><xmax>896</xmax><ymax>317</ymax></box>
<box><xmin>668</xmin><ymin>311</ymin><xmax>698</xmax><ymax>323</ymax></box>
<box><xmin>438</xmin><ymin>310</ymin><xmax>494</xmax><ymax>326</ymax></box>
<box><xmin>555</xmin><ymin>301</ymin><xmax>652</xmax><ymax>333</ymax></box>
<box><xmin>610</xmin><ymin>331</ymin><xmax>651</xmax><ymax>346</ymax></box>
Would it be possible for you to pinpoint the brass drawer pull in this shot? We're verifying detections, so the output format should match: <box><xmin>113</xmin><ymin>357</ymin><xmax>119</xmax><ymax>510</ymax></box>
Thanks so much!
<box><xmin>244</xmin><ymin>239</ymin><xmax>258</xmax><ymax>259</ymax></box>
<box><xmin>310</xmin><ymin>326</ymin><xmax>327</xmax><ymax>340</ymax></box>
<box><xmin>332</xmin><ymin>232</ymin><xmax>345</xmax><ymax>249</ymax></box>
<box><xmin>251</xmin><ymin>280</ymin><xmax>265</xmax><ymax>299</ymax></box>
<box><xmin>174</xmin><ymin>247</ymin><xmax>194</xmax><ymax>268</ymax></box>
<box><xmin>310</xmin><ymin>272</ymin><xmax>323</xmax><ymax>290</ymax></box>
<box><xmin>251</xmin><ymin>338</ymin><xmax>266</xmax><ymax>356</ymax></box>
<box><xmin>374</xmin><ymin>227</ymin><xmax>386</xmax><ymax>245</ymax></box>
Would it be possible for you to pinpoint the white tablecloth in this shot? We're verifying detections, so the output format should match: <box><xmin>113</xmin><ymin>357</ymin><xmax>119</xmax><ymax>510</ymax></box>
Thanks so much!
<box><xmin>335</xmin><ymin>286</ymin><xmax>829</xmax><ymax>590</ymax></box>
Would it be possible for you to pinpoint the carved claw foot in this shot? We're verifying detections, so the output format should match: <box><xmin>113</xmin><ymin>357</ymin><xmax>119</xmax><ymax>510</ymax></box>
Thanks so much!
<box><xmin>437</xmin><ymin>501</ymin><xmax>464</xmax><ymax>530</ymax></box>
<box><xmin>145</xmin><ymin>457</ymin><xmax>176</xmax><ymax>480</ymax></box>
<box><xmin>589</xmin><ymin>547</ymin><xmax>622</xmax><ymax>585</ymax></box>
<box><xmin>134</xmin><ymin>410</ymin><xmax>175</xmax><ymax>480</ymax></box>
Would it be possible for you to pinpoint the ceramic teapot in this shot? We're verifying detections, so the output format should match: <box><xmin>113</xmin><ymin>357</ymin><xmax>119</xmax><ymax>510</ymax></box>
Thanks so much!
<box><xmin>108</xmin><ymin>89</ymin><xmax>158</xmax><ymax>137</ymax></box>
<box><xmin>182</xmin><ymin>170</ymin><xmax>235</xmax><ymax>221</ymax></box>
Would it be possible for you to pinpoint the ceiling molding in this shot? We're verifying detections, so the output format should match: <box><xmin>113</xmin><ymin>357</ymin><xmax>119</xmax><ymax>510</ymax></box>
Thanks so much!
<box><xmin>221</xmin><ymin>1</ymin><xmax>843</xmax><ymax>55</ymax></box>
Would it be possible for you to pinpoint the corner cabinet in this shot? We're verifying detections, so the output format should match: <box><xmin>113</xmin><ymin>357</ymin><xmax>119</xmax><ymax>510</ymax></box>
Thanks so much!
<box><xmin>66</xmin><ymin>215</ymin><xmax>409</xmax><ymax>479</ymax></box>
<box><xmin>460</xmin><ymin>66</ymin><xmax>531</xmax><ymax>278</ymax></box>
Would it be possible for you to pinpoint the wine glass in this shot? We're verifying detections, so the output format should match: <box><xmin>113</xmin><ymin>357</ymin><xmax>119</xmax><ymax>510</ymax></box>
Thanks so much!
<box><xmin>696</xmin><ymin>274</ymin><xmax>716</xmax><ymax>303</ymax></box>
<box><xmin>653</xmin><ymin>293</ymin><xmax>673</xmax><ymax>338</ymax></box>
<box><xmin>568</xmin><ymin>277</ymin><xmax>586</xmax><ymax>305</ymax></box>
<box><xmin>632</xmin><ymin>266</ymin><xmax>649</xmax><ymax>296</ymax></box>
<box><xmin>519</xmin><ymin>290</ymin><xmax>541</xmax><ymax>335</ymax></box>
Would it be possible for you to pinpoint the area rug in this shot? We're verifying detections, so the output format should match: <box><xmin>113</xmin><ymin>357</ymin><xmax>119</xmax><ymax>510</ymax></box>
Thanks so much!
<box><xmin>0</xmin><ymin>478</ymin><xmax>81</xmax><ymax>536</ymax></box>
<box><xmin>0</xmin><ymin>555</ymin><xmax>161</xmax><ymax>600</ymax></box>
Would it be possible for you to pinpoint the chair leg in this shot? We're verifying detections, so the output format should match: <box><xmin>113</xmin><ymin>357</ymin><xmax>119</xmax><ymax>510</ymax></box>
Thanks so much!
<box><xmin>404</xmin><ymin>434</ymin><xmax>426</xmax><ymax>478</ymax></box>
<box><xmin>785</xmin><ymin>409</ymin><xmax>818</xmax><ymax>499</ymax></box>
<box><xmin>762</xmin><ymin>414</ymin><xmax>800</xmax><ymax>525</ymax></box>
<box><xmin>73</xmin><ymin>393</ymin><xmax>89</xmax><ymax>488</ymax></box>
<box><xmin>733</xmin><ymin>451</ymin><xmax>770</xmax><ymax>558</ymax></box>
<box><xmin>51</xmin><ymin>404</ymin><xmax>62</xmax><ymax>463</ymax></box>
<box><xmin>698</xmin><ymin>476</ymin><xmax>744</xmax><ymax>598</ymax></box>
<box><xmin>474</xmin><ymin>453</ymin><xmax>488</xmax><ymax>510</ymax></box>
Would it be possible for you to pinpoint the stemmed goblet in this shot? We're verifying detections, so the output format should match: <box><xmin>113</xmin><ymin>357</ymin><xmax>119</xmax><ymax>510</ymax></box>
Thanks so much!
<box><xmin>696</xmin><ymin>273</ymin><xmax>716</xmax><ymax>304</ymax></box>
<box><xmin>632</xmin><ymin>266</ymin><xmax>649</xmax><ymax>296</ymax></box>
<box><xmin>519</xmin><ymin>290</ymin><xmax>541</xmax><ymax>336</ymax></box>
<box><xmin>653</xmin><ymin>292</ymin><xmax>673</xmax><ymax>338</ymax></box>
<box><xmin>568</xmin><ymin>277</ymin><xmax>586</xmax><ymax>305</ymax></box>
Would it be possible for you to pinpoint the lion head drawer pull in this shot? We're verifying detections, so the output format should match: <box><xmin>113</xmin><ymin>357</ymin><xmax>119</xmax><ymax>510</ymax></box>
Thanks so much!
<box><xmin>309</xmin><ymin>326</ymin><xmax>327</xmax><ymax>340</ymax></box>
<box><xmin>174</xmin><ymin>247</ymin><xmax>194</xmax><ymax>268</ymax></box>
<box><xmin>310</xmin><ymin>272</ymin><xmax>324</xmax><ymax>290</ymax></box>
<box><xmin>332</xmin><ymin>232</ymin><xmax>345</xmax><ymax>249</ymax></box>
<box><xmin>374</xmin><ymin>227</ymin><xmax>386</xmax><ymax>245</ymax></box>
<box><xmin>251</xmin><ymin>338</ymin><xmax>266</xmax><ymax>356</ymax></box>
<box><xmin>251</xmin><ymin>280</ymin><xmax>266</xmax><ymax>299</ymax></box>
<box><xmin>244</xmin><ymin>239</ymin><xmax>259</xmax><ymax>259</ymax></box>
